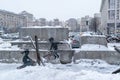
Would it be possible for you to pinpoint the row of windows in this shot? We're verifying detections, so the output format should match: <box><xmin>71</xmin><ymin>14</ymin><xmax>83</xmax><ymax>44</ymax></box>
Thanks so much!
<box><xmin>108</xmin><ymin>0</ymin><xmax>120</xmax><ymax>9</ymax></box>
<box><xmin>108</xmin><ymin>0</ymin><xmax>120</xmax><ymax>20</ymax></box>
<box><xmin>108</xmin><ymin>0</ymin><xmax>115</xmax><ymax>9</ymax></box>
<box><xmin>108</xmin><ymin>10</ymin><xmax>120</xmax><ymax>20</ymax></box>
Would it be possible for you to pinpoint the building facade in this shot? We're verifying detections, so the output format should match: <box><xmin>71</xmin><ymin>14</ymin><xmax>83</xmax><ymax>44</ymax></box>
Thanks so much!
<box><xmin>100</xmin><ymin>0</ymin><xmax>120</xmax><ymax>35</ymax></box>
<box><xmin>66</xmin><ymin>18</ymin><xmax>80</xmax><ymax>32</ymax></box>
<box><xmin>80</xmin><ymin>16</ymin><xmax>92</xmax><ymax>32</ymax></box>
<box><xmin>19</xmin><ymin>11</ymin><xmax>33</xmax><ymax>27</ymax></box>
<box><xmin>33</xmin><ymin>18</ymin><xmax>63</xmax><ymax>27</ymax></box>
<box><xmin>0</xmin><ymin>10</ymin><xmax>33</xmax><ymax>33</ymax></box>
<box><xmin>89</xmin><ymin>13</ymin><xmax>101</xmax><ymax>33</ymax></box>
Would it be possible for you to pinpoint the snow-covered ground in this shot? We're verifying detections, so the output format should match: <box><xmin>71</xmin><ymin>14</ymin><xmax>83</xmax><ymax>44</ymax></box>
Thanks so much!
<box><xmin>0</xmin><ymin>59</ymin><xmax>120</xmax><ymax>80</ymax></box>
<box><xmin>0</xmin><ymin>32</ymin><xmax>120</xmax><ymax>80</ymax></box>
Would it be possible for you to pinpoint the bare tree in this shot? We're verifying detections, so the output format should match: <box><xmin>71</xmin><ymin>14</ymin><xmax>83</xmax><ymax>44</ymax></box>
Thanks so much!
<box><xmin>90</xmin><ymin>17</ymin><xmax>100</xmax><ymax>33</ymax></box>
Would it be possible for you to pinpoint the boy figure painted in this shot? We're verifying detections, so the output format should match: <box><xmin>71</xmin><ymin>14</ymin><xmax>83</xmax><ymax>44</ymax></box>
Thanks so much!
<box><xmin>49</xmin><ymin>37</ymin><xmax>63</xmax><ymax>59</ymax></box>
<box><xmin>17</xmin><ymin>49</ymin><xmax>36</xmax><ymax>69</ymax></box>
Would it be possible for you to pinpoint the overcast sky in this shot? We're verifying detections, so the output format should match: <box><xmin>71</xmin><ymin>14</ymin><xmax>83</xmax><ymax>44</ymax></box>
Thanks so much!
<box><xmin>0</xmin><ymin>0</ymin><xmax>101</xmax><ymax>20</ymax></box>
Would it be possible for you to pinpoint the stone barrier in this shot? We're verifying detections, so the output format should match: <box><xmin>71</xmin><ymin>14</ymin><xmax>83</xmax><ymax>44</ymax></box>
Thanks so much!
<box><xmin>0</xmin><ymin>50</ymin><xmax>74</xmax><ymax>64</ymax></box>
<box><xmin>73</xmin><ymin>50</ymin><xmax>120</xmax><ymax>64</ymax></box>
<box><xmin>11</xmin><ymin>41</ymin><xmax>71</xmax><ymax>50</ymax></box>
<box><xmin>81</xmin><ymin>35</ymin><xmax>107</xmax><ymax>47</ymax></box>
<box><xmin>1</xmin><ymin>49</ymin><xmax>120</xmax><ymax>64</ymax></box>
<box><xmin>19</xmin><ymin>26</ymin><xmax>69</xmax><ymax>41</ymax></box>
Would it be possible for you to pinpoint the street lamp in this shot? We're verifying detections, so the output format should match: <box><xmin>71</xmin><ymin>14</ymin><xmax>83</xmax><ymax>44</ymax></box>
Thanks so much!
<box><xmin>114</xmin><ymin>0</ymin><xmax>117</xmax><ymax>35</ymax></box>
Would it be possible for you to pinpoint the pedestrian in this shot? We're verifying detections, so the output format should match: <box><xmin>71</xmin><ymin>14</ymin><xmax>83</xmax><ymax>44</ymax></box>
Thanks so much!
<box><xmin>49</xmin><ymin>37</ymin><xmax>63</xmax><ymax>59</ymax></box>
<box><xmin>17</xmin><ymin>49</ymin><xmax>36</xmax><ymax>69</ymax></box>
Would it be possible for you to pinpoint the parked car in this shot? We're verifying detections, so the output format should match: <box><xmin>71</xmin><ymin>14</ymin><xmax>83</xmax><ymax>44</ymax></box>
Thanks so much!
<box><xmin>117</xmin><ymin>34</ymin><xmax>120</xmax><ymax>39</ymax></box>
<box><xmin>106</xmin><ymin>34</ymin><xmax>120</xmax><ymax>43</ymax></box>
<box><xmin>71</xmin><ymin>35</ymin><xmax>80</xmax><ymax>48</ymax></box>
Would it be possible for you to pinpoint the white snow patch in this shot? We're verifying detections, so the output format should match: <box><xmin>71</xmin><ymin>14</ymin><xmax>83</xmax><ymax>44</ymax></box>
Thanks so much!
<box><xmin>0</xmin><ymin>38</ymin><xmax>4</xmax><ymax>43</ymax></box>
<box><xmin>0</xmin><ymin>59</ymin><xmax>120</xmax><ymax>80</ymax></box>
<box><xmin>0</xmin><ymin>39</ymin><xmax>20</xmax><ymax>50</ymax></box>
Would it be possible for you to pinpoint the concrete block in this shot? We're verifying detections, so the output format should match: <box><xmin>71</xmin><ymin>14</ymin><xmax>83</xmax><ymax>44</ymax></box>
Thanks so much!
<box><xmin>0</xmin><ymin>50</ymin><xmax>74</xmax><ymax>64</ymax></box>
<box><xmin>73</xmin><ymin>50</ymin><xmax>120</xmax><ymax>64</ymax></box>
<box><xmin>59</xmin><ymin>50</ymin><xmax>74</xmax><ymax>64</ymax></box>
<box><xmin>81</xmin><ymin>35</ymin><xmax>107</xmax><ymax>47</ymax></box>
<box><xmin>19</xmin><ymin>26</ymin><xmax>69</xmax><ymax>41</ymax></box>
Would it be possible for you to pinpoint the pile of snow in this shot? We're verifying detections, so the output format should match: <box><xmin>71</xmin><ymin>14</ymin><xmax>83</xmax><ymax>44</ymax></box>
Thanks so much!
<box><xmin>0</xmin><ymin>59</ymin><xmax>120</xmax><ymax>80</ymax></box>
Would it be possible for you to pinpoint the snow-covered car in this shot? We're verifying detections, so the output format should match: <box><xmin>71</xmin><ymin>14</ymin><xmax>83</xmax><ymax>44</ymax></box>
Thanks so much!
<box><xmin>71</xmin><ymin>35</ymin><xmax>80</xmax><ymax>48</ymax></box>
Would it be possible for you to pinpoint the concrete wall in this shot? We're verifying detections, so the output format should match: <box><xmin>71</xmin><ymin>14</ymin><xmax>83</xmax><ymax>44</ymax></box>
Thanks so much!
<box><xmin>10</xmin><ymin>39</ymin><xmax>73</xmax><ymax>64</ymax></box>
<box><xmin>81</xmin><ymin>36</ymin><xmax>107</xmax><ymax>47</ymax></box>
<box><xmin>0</xmin><ymin>50</ymin><xmax>74</xmax><ymax>64</ymax></box>
<box><xmin>11</xmin><ymin>41</ymin><xmax>71</xmax><ymax>50</ymax></box>
<box><xmin>74</xmin><ymin>51</ymin><xmax>120</xmax><ymax>64</ymax></box>
<box><xmin>4</xmin><ymin>35</ymin><xmax>119</xmax><ymax>64</ymax></box>
<box><xmin>0</xmin><ymin>51</ymin><xmax>35</xmax><ymax>63</ymax></box>
<box><xmin>19</xmin><ymin>27</ymin><xmax>69</xmax><ymax>41</ymax></box>
<box><xmin>1</xmin><ymin>49</ymin><xmax>120</xmax><ymax>64</ymax></box>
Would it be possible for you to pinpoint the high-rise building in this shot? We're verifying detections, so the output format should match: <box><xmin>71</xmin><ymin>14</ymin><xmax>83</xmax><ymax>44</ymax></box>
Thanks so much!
<box><xmin>100</xmin><ymin>0</ymin><xmax>120</xmax><ymax>35</ymax></box>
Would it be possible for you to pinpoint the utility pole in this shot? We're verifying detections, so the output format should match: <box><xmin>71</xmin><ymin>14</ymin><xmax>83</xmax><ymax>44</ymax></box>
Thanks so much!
<box><xmin>114</xmin><ymin>0</ymin><xmax>117</xmax><ymax>35</ymax></box>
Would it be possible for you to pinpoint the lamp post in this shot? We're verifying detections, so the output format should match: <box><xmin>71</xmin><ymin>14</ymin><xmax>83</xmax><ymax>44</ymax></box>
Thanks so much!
<box><xmin>114</xmin><ymin>0</ymin><xmax>117</xmax><ymax>35</ymax></box>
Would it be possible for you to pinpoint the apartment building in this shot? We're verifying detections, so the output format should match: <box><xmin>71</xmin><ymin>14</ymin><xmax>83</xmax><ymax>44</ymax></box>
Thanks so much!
<box><xmin>80</xmin><ymin>16</ymin><xmax>92</xmax><ymax>32</ymax></box>
<box><xmin>100</xmin><ymin>0</ymin><xmax>120</xmax><ymax>35</ymax></box>
<box><xmin>0</xmin><ymin>10</ymin><xmax>33</xmax><ymax>33</ymax></box>
<box><xmin>66</xmin><ymin>18</ymin><xmax>80</xmax><ymax>32</ymax></box>
<box><xmin>19</xmin><ymin>11</ymin><xmax>33</xmax><ymax>27</ymax></box>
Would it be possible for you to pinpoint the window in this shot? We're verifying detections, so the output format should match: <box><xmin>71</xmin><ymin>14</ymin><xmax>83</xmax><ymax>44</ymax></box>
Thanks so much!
<box><xmin>109</xmin><ymin>0</ymin><xmax>115</xmax><ymax>9</ymax></box>
<box><xmin>86</xmin><ymin>21</ymin><xmax>89</xmax><ymax>25</ymax></box>
<box><xmin>117</xmin><ymin>23</ymin><xmax>120</xmax><ymax>28</ymax></box>
<box><xmin>117</xmin><ymin>10</ymin><xmax>119</xmax><ymax>19</ymax></box>
<box><xmin>108</xmin><ymin>10</ymin><xmax>115</xmax><ymax>19</ymax></box>
<box><xmin>117</xmin><ymin>0</ymin><xmax>120</xmax><ymax>9</ymax></box>
<box><xmin>107</xmin><ymin>23</ymin><xmax>115</xmax><ymax>34</ymax></box>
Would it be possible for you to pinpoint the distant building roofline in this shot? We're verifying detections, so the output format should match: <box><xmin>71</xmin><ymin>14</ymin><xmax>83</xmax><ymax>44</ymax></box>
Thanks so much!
<box><xmin>0</xmin><ymin>9</ymin><xmax>26</xmax><ymax>18</ymax></box>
